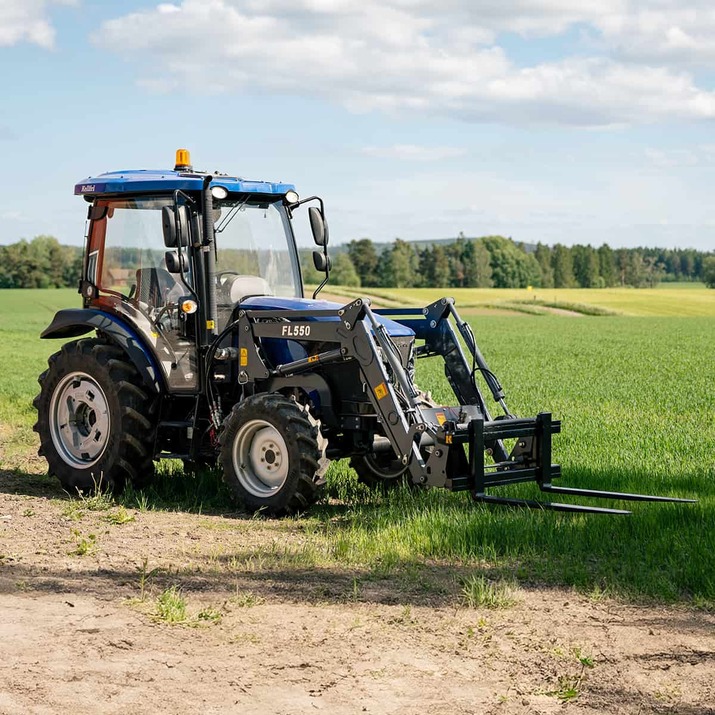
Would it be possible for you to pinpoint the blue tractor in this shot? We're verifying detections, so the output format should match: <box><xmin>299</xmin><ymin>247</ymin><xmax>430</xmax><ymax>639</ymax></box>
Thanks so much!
<box><xmin>33</xmin><ymin>150</ymin><xmax>692</xmax><ymax>515</ymax></box>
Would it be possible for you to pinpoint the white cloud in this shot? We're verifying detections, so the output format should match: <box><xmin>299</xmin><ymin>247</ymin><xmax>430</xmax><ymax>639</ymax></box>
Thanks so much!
<box><xmin>645</xmin><ymin>145</ymin><xmax>715</xmax><ymax>168</ymax></box>
<box><xmin>0</xmin><ymin>0</ymin><xmax>75</xmax><ymax>49</ymax></box>
<box><xmin>332</xmin><ymin>163</ymin><xmax>715</xmax><ymax>248</ymax></box>
<box><xmin>92</xmin><ymin>0</ymin><xmax>715</xmax><ymax>126</ymax></box>
<box><xmin>361</xmin><ymin>144</ymin><xmax>466</xmax><ymax>161</ymax></box>
<box><xmin>595</xmin><ymin>4</ymin><xmax>715</xmax><ymax>66</ymax></box>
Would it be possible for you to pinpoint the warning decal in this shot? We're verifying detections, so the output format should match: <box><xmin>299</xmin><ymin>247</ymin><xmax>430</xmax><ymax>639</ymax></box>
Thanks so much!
<box><xmin>374</xmin><ymin>382</ymin><xmax>388</xmax><ymax>400</ymax></box>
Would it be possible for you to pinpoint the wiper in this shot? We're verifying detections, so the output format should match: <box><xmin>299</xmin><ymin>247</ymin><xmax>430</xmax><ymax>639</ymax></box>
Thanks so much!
<box><xmin>215</xmin><ymin>196</ymin><xmax>250</xmax><ymax>234</ymax></box>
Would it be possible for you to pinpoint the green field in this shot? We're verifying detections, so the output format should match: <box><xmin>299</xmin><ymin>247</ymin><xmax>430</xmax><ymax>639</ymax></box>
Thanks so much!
<box><xmin>1</xmin><ymin>287</ymin><xmax>714</xmax><ymax>604</ymax></box>
<box><xmin>327</xmin><ymin>283</ymin><xmax>714</xmax><ymax>317</ymax></box>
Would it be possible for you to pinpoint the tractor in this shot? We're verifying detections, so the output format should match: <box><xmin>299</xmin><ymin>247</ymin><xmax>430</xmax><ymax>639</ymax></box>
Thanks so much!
<box><xmin>33</xmin><ymin>150</ymin><xmax>692</xmax><ymax>515</ymax></box>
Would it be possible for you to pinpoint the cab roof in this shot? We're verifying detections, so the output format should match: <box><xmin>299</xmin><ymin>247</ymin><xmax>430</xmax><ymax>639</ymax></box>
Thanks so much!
<box><xmin>74</xmin><ymin>169</ymin><xmax>296</xmax><ymax>198</ymax></box>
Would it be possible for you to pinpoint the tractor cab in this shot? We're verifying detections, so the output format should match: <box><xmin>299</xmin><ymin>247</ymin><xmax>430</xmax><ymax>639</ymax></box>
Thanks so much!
<box><xmin>68</xmin><ymin>150</ymin><xmax>329</xmax><ymax>393</ymax></box>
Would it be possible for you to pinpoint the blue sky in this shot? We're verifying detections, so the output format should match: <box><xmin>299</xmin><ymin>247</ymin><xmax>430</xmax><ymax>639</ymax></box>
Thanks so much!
<box><xmin>1</xmin><ymin>0</ymin><xmax>714</xmax><ymax>251</ymax></box>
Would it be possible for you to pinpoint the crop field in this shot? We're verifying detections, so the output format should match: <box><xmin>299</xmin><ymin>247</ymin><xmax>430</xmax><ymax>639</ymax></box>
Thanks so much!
<box><xmin>1</xmin><ymin>286</ymin><xmax>713</xmax><ymax>602</ymax></box>
<box><xmin>327</xmin><ymin>282</ymin><xmax>714</xmax><ymax>317</ymax></box>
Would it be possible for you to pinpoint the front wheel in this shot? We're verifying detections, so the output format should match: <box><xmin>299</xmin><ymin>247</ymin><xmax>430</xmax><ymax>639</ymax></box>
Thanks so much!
<box><xmin>219</xmin><ymin>394</ymin><xmax>326</xmax><ymax>515</ymax></box>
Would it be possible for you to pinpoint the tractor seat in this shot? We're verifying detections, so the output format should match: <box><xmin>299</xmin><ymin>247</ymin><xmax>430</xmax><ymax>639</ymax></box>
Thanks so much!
<box><xmin>222</xmin><ymin>274</ymin><xmax>272</xmax><ymax>303</ymax></box>
<box><xmin>135</xmin><ymin>267</ymin><xmax>182</xmax><ymax>310</ymax></box>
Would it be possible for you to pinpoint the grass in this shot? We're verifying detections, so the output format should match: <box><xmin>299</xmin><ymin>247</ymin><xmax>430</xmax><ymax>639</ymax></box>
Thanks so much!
<box><xmin>461</xmin><ymin>574</ymin><xmax>519</xmax><ymax>609</ymax></box>
<box><xmin>1</xmin><ymin>287</ymin><xmax>714</xmax><ymax>605</ymax></box>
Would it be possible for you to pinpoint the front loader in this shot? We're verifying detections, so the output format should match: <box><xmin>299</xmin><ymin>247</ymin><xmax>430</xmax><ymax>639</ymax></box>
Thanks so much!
<box><xmin>34</xmin><ymin>150</ymin><xmax>694</xmax><ymax>515</ymax></box>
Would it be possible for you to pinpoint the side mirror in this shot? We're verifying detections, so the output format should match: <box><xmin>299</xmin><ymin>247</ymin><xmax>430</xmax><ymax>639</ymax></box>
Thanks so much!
<box><xmin>309</xmin><ymin>206</ymin><xmax>329</xmax><ymax>247</ymax></box>
<box><xmin>165</xmin><ymin>250</ymin><xmax>188</xmax><ymax>274</ymax></box>
<box><xmin>313</xmin><ymin>250</ymin><xmax>331</xmax><ymax>272</ymax></box>
<box><xmin>162</xmin><ymin>205</ymin><xmax>190</xmax><ymax>248</ymax></box>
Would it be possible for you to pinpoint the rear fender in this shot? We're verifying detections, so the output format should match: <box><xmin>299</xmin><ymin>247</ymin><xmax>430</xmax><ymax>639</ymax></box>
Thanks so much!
<box><xmin>41</xmin><ymin>308</ymin><xmax>163</xmax><ymax>393</ymax></box>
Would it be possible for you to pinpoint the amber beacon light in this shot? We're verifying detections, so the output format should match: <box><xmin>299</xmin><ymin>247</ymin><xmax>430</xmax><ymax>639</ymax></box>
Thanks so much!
<box><xmin>174</xmin><ymin>148</ymin><xmax>192</xmax><ymax>171</ymax></box>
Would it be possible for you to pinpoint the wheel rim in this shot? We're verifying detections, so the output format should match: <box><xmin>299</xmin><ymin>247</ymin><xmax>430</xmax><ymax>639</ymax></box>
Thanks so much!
<box><xmin>49</xmin><ymin>371</ymin><xmax>111</xmax><ymax>469</ymax></box>
<box><xmin>232</xmin><ymin>419</ymin><xmax>289</xmax><ymax>498</ymax></box>
<box><xmin>364</xmin><ymin>451</ymin><xmax>406</xmax><ymax>480</ymax></box>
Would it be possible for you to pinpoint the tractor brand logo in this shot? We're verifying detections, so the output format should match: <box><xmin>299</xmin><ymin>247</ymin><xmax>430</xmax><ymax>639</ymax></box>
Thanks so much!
<box><xmin>281</xmin><ymin>324</ymin><xmax>311</xmax><ymax>337</ymax></box>
<box><xmin>81</xmin><ymin>184</ymin><xmax>95</xmax><ymax>192</ymax></box>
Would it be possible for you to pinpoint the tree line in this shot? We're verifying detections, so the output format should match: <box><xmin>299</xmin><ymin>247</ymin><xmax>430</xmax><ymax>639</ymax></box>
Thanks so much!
<box><xmin>304</xmin><ymin>235</ymin><xmax>714</xmax><ymax>289</ymax></box>
<box><xmin>0</xmin><ymin>236</ymin><xmax>82</xmax><ymax>289</ymax></box>
<box><xmin>2</xmin><ymin>233</ymin><xmax>713</xmax><ymax>289</ymax></box>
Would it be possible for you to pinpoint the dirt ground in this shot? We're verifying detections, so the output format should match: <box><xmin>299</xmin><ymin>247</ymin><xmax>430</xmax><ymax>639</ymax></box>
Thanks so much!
<box><xmin>1</xmin><ymin>468</ymin><xmax>714</xmax><ymax>715</ymax></box>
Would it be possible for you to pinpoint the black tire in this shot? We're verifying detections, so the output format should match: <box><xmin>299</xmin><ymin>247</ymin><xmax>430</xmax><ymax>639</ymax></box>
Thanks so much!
<box><xmin>33</xmin><ymin>338</ymin><xmax>157</xmax><ymax>494</ymax></box>
<box><xmin>350</xmin><ymin>450</ymin><xmax>410</xmax><ymax>492</ymax></box>
<box><xmin>219</xmin><ymin>394</ymin><xmax>325</xmax><ymax>515</ymax></box>
<box><xmin>351</xmin><ymin>390</ymin><xmax>435</xmax><ymax>492</ymax></box>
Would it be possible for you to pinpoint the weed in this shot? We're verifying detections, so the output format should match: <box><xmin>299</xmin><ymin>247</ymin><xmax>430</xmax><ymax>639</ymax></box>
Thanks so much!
<box><xmin>230</xmin><ymin>590</ymin><xmax>265</xmax><ymax>608</ymax></box>
<box><xmin>461</xmin><ymin>575</ymin><xmax>518</xmax><ymax>609</ymax></box>
<box><xmin>137</xmin><ymin>557</ymin><xmax>160</xmax><ymax>600</ymax></box>
<box><xmin>545</xmin><ymin>648</ymin><xmax>595</xmax><ymax>702</ymax></box>
<box><xmin>573</xmin><ymin>647</ymin><xmax>594</xmax><ymax>668</ymax></box>
<box><xmin>68</xmin><ymin>529</ymin><xmax>97</xmax><ymax>556</ymax></box>
<box><xmin>351</xmin><ymin>576</ymin><xmax>361</xmax><ymax>601</ymax></box>
<box><xmin>62</xmin><ymin>502</ymin><xmax>85</xmax><ymax>521</ymax></box>
<box><xmin>154</xmin><ymin>586</ymin><xmax>187</xmax><ymax>624</ymax></box>
<box><xmin>552</xmin><ymin>674</ymin><xmax>581</xmax><ymax>701</ymax></box>
<box><xmin>22</xmin><ymin>508</ymin><xmax>34</xmax><ymax>517</ymax></box>
<box><xmin>197</xmin><ymin>607</ymin><xmax>222</xmax><ymax>624</ymax></box>
<box><xmin>388</xmin><ymin>604</ymin><xmax>415</xmax><ymax>625</ymax></box>
<box><xmin>131</xmin><ymin>491</ymin><xmax>151</xmax><ymax>513</ymax></box>
<box><xmin>104</xmin><ymin>506</ymin><xmax>135</xmax><ymax>525</ymax></box>
<box><xmin>62</xmin><ymin>488</ymin><xmax>114</xmax><ymax>521</ymax></box>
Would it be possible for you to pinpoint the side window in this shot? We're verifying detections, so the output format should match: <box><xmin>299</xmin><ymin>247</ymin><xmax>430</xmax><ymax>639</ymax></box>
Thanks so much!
<box><xmin>90</xmin><ymin>196</ymin><xmax>198</xmax><ymax>391</ymax></box>
<box><xmin>97</xmin><ymin>197</ymin><xmax>191</xmax><ymax>307</ymax></box>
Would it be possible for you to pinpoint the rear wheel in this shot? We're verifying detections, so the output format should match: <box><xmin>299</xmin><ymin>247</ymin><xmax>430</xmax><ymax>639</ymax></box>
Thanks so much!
<box><xmin>219</xmin><ymin>394</ymin><xmax>326</xmax><ymax>515</ymax></box>
<box><xmin>33</xmin><ymin>338</ymin><xmax>157</xmax><ymax>493</ymax></box>
<box><xmin>351</xmin><ymin>390</ymin><xmax>435</xmax><ymax>492</ymax></box>
<box><xmin>350</xmin><ymin>450</ymin><xmax>410</xmax><ymax>492</ymax></box>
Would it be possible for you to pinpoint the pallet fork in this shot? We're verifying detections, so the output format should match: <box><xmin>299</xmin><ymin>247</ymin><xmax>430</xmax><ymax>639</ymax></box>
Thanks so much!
<box><xmin>239</xmin><ymin>297</ymin><xmax>694</xmax><ymax>515</ymax></box>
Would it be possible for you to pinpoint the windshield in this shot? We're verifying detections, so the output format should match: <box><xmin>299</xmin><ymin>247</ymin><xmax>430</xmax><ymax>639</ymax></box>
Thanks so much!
<box><xmin>214</xmin><ymin>197</ymin><xmax>301</xmax><ymax>299</ymax></box>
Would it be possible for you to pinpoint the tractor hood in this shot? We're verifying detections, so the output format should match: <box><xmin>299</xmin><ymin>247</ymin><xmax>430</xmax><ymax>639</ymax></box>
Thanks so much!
<box><xmin>241</xmin><ymin>296</ymin><xmax>415</xmax><ymax>338</ymax></box>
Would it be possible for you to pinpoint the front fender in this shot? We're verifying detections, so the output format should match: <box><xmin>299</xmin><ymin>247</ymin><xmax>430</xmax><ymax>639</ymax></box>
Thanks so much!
<box><xmin>41</xmin><ymin>308</ymin><xmax>163</xmax><ymax>393</ymax></box>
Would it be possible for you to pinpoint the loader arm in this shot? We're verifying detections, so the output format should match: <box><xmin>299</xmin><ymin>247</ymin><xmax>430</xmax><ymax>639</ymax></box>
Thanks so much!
<box><xmin>232</xmin><ymin>297</ymin><xmax>694</xmax><ymax>515</ymax></box>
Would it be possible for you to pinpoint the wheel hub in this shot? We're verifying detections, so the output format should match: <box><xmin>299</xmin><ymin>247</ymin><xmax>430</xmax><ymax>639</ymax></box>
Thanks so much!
<box><xmin>49</xmin><ymin>372</ymin><xmax>111</xmax><ymax>469</ymax></box>
<box><xmin>233</xmin><ymin>420</ymin><xmax>289</xmax><ymax>497</ymax></box>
